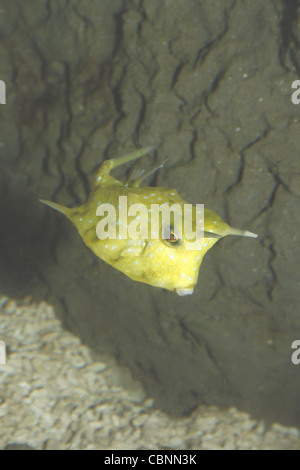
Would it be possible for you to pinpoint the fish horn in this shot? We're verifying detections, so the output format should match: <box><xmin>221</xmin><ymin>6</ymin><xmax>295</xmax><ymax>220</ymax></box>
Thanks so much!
<box><xmin>225</xmin><ymin>226</ymin><xmax>258</xmax><ymax>238</ymax></box>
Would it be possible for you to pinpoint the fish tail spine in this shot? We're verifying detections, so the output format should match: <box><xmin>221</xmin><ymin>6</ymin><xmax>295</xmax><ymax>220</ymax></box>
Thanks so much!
<box><xmin>39</xmin><ymin>199</ymin><xmax>71</xmax><ymax>217</ymax></box>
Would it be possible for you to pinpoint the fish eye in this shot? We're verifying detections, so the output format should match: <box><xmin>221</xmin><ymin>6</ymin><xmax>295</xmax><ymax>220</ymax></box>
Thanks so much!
<box><xmin>168</xmin><ymin>231</ymin><xmax>179</xmax><ymax>243</ymax></box>
<box><xmin>162</xmin><ymin>225</ymin><xmax>181</xmax><ymax>247</ymax></box>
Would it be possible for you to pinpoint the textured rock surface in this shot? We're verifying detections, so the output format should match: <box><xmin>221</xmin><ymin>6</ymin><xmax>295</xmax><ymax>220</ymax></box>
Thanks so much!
<box><xmin>1</xmin><ymin>296</ymin><xmax>300</xmax><ymax>450</ymax></box>
<box><xmin>0</xmin><ymin>0</ymin><xmax>300</xmax><ymax>428</ymax></box>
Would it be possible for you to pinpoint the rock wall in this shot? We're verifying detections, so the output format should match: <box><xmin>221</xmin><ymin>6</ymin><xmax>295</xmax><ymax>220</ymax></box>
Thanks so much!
<box><xmin>0</xmin><ymin>0</ymin><xmax>300</xmax><ymax>427</ymax></box>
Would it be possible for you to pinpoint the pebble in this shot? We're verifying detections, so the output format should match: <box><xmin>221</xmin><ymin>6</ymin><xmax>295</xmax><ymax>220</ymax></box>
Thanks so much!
<box><xmin>0</xmin><ymin>294</ymin><xmax>300</xmax><ymax>450</ymax></box>
<box><xmin>132</xmin><ymin>413</ymin><xmax>149</xmax><ymax>427</ymax></box>
<box><xmin>2</xmin><ymin>300</ymin><xmax>17</xmax><ymax>314</ymax></box>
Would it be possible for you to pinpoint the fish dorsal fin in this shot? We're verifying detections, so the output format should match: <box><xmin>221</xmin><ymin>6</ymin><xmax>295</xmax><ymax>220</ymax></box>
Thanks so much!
<box><xmin>127</xmin><ymin>159</ymin><xmax>168</xmax><ymax>188</ymax></box>
<box><xmin>94</xmin><ymin>146</ymin><xmax>156</xmax><ymax>186</ymax></box>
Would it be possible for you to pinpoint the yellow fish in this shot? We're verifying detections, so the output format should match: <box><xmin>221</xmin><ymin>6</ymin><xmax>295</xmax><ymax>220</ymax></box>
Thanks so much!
<box><xmin>40</xmin><ymin>147</ymin><xmax>257</xmax><ymax>296</ymax></box>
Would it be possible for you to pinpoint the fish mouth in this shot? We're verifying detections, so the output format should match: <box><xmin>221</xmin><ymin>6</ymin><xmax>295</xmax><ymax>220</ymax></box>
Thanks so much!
<box><xmin>176</xmin><ymin>288</ymin><xmax>194</xmax><ymax>296</ymax></box>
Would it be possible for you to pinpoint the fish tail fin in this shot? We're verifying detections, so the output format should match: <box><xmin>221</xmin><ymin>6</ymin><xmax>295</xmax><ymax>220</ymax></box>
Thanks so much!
<box><xmin>95</xmin><ymin>146</ymin><xmax>156</xmax><ymax>183</ymax></box>
<box><xmin>39</xmin><ymin>199</ymin><xmax>71</xmax><ymax>217</ymax></box>
<box><xmin>226</xmin><ymin>226</ymin><xmax>258</xmax><ymax>238</ymax></box>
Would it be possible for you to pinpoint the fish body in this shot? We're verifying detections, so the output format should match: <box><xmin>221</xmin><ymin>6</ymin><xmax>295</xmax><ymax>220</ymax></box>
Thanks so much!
<box><xmin>40</xmin><ymin>147</ymin><xmax>257</xmax><ymax>296</ymax></box>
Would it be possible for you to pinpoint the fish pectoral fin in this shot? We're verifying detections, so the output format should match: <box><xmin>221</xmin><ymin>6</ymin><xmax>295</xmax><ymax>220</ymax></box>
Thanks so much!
<box><xmin>119</xmin><ymin>242</ymin><xmax>146</xmax><ymax>258</ymax></box>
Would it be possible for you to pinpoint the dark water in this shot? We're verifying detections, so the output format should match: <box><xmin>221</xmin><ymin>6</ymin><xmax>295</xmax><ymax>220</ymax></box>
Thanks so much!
<box><xmin>0</xmin><ymin>0</ymin><xmax>300</xmax><ymax>433</ymax></box>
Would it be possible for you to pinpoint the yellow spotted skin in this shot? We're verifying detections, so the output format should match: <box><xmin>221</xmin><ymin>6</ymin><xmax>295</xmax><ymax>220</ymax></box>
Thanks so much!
<box><xmin>40</xmin><ymin>147</ymin><xmax>257</xmax><ymax>296</ymax></box>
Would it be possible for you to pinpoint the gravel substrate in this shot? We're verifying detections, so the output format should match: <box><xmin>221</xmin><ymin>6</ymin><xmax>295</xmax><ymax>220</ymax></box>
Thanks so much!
<box><xmin>0</xmin><ymin>296</ymin><xmax>299</xmax><ymax>450</ymax></box>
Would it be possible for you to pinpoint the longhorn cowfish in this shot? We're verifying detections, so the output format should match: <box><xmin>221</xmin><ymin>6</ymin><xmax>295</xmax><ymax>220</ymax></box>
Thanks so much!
<box><xmin>40</xmin><ymin>147</ymin><xmax>257</xmax><ymax>296</ymax></box>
